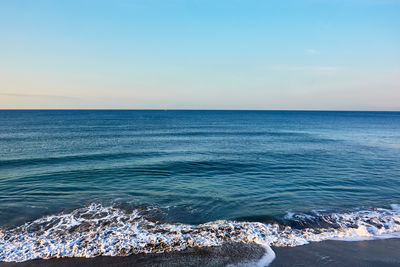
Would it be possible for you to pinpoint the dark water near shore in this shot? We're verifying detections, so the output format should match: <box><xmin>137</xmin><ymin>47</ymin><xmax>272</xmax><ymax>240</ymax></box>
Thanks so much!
<box><xmin>1</xmin><ymin>110</ymin><xmax>400</xmax><ymax>226</ymax></box>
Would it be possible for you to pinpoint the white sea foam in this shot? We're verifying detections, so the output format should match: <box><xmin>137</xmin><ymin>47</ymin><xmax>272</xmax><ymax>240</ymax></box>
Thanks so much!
<box><xmin>1</xmin><ymin>204</ymin><xmax>400</xmax><ymax>263</ymax></box>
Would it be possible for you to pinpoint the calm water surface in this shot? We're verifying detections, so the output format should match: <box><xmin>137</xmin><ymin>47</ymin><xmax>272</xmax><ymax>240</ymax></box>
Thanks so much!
<box><xmin>1</xmin><ymin>110</ymin><xmax>400</xmax><ymax>226</ymax></box>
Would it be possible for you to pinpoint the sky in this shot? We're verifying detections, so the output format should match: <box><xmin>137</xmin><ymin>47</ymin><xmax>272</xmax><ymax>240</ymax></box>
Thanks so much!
<box><xmin>0</xmin><ymin>0</ymin><xmax>399</xmax><ymax>110</ymax></box>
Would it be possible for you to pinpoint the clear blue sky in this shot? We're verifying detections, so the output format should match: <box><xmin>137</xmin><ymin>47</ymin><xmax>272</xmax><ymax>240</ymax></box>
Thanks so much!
<box><xmin>1</xmin><ymin>0</ymin><xmax>399</xmax><ymax>110</ymax></box>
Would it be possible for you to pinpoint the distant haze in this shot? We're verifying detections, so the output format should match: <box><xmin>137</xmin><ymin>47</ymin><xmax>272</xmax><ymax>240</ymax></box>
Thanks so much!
<box><xmin>0</xmin><ymin>0</ymin><xmax>399</xmax><ymax>110</ymax></box>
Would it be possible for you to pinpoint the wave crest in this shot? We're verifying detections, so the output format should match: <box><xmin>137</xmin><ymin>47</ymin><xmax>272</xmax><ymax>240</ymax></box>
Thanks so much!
<box><xmin>1</xmin><ymin>204</ymin><xmax>400</xmax><ymax>262</ymax></box>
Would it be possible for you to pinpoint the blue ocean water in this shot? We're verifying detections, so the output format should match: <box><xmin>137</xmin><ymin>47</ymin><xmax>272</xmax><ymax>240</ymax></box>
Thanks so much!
<box><xmin>2</xmin><ymin>110</ymin><xmax>400</xmax><ymax>262</ymax></box>
<box><xmin>1</xmin><ymin>110</ymin><xmax>399</xmax><ymax>227</ymax></box>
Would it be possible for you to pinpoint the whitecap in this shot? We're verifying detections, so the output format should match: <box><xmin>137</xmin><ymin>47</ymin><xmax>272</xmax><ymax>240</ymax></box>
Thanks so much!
<box><xmin>1</xmin><ymin>203</ymin><xmax>400</xmax><ymax>264</ymax></box>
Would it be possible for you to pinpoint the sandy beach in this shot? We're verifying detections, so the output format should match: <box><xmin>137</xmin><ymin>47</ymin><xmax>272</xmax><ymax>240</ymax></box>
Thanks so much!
<box><xmin>1</xmin><ymin>239</ymin><xmax>400</xmax><ymax>267</ymax></box>
<box><xmin>272</xmin><ymin>238</ymin><xmax>400</xmax><ymax>267</ymax></box>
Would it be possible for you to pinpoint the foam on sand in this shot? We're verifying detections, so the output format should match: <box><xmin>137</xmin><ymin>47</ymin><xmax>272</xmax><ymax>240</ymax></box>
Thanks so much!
<box><xmin>1</xmin><ymin>203</ymin><xmax>400</xmax><ymax>264</ymax></box>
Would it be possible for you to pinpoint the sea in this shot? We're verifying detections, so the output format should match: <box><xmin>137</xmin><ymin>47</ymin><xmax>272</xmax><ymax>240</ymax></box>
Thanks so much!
<box><xmin>1</xmin><ymin>110</ymin><xmax>400</xmax><ymax>264</ymax></box>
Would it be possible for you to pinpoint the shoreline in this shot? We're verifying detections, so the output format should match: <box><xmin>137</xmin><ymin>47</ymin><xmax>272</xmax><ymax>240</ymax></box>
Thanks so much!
<box><xmin>271</xmin><ymin>238</ymin><xmax>400</xmax><ymax>267</ymax></box>
<box><xmin>1</xmin><ymin>239</ymin><xmax>400</xmax><ymax>267</ymax></box>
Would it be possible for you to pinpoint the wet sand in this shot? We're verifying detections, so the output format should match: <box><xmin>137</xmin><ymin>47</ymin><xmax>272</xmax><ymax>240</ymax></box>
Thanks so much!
<box><xmin>0</xmin><ymin>243</ymin><xmax>266</xmax><ymax>267</ymax></box>
<box><xmin>271</xmin><ymin>238</ymin><xmax>400</xmax><ymax>267</ymax></box>
<box><xmin>1</xmin><ymin>239</ymin><xmax>400</xmax><ymax>267</ymax></box>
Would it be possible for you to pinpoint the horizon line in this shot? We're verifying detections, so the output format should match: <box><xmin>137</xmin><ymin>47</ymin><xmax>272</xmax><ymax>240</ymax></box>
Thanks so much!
<box><xmin>1</xmin><ymin>109</ymin><xmax>399</xmax><ymax>112</ymax></box>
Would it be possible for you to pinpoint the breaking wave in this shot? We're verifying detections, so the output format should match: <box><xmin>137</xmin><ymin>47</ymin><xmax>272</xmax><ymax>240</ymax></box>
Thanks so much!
<box><xmin>1</xmin><ymin>204</ymin><xmax>400</xmax><ymax>263</ymax></box>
